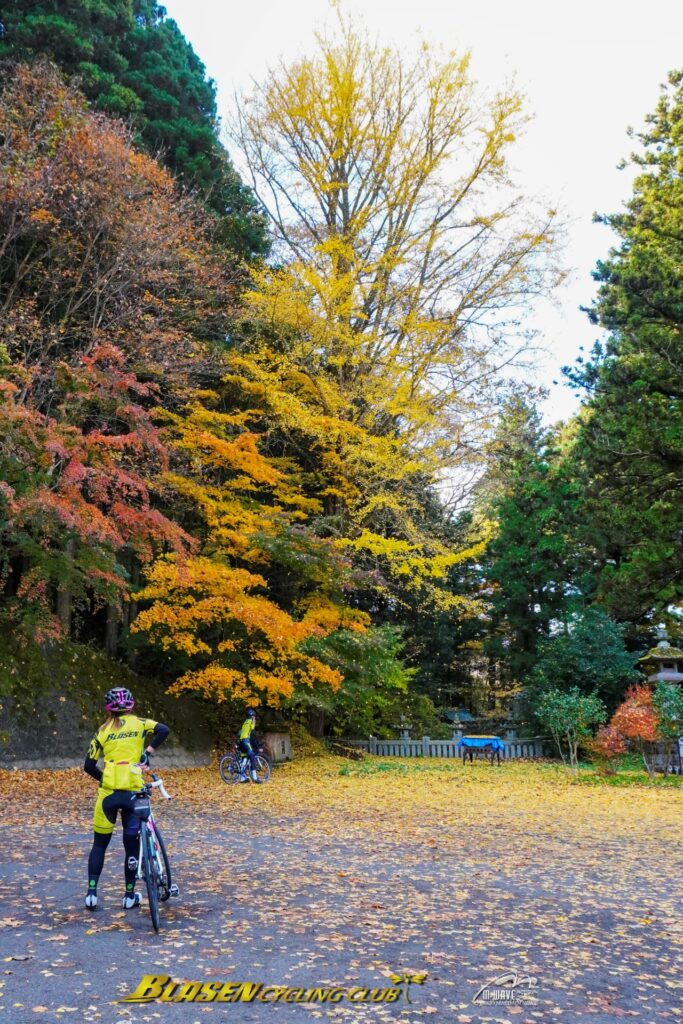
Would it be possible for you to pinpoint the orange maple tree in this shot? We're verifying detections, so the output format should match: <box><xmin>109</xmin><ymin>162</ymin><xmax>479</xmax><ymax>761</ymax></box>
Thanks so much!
<box><xmin>609</xmin><ymin>684</ymin><xmax>662</xmax><ymax>779</ymax></box>
<box><xmin>0</xmin><ymin>64</ymin><xmax>234</xmax><ymax>641</ymax></box>
<box><xmin>133</xmin><ymin>387</ymin><xmax>370</xmax><ymax>705</ymax></box>
<box><xmin>0</xmin><ymin>345</ymin><xmax>194</xmax><ymax>640</ymax></box>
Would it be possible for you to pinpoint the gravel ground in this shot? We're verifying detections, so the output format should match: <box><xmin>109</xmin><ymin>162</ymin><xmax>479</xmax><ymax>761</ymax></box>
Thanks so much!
<box><xmin>0</xmin><ymin>765</ymin><xmax>681</xmax><ymax>1024</ymax></box>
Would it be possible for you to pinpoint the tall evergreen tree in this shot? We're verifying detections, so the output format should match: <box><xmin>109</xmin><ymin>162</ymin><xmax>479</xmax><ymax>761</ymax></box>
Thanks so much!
<box><xmin>1</xmin><ymin>0</ymin><xmax>267</xmax><ymax>258</ymax></box>
<box><xmin>566</xmin><ymin>69</ymin><xmax>683</xmax><ymax>622</ymax></box>
<box><xmin>481</xmin><ymin>398</ymin><xmax>577</xmax><ymax>682</ymax></box>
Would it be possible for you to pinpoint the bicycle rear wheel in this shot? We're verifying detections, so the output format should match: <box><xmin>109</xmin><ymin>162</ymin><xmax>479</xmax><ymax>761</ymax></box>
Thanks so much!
<box><xmin>219</xmin><ymin>754</ymin><xmax>243</xmax><ymax>784</ymax></box>
<box><xmin>253</xmin><ymin>754</ymin><xmax>271</xmax><ymax>783</ymax></box>
<box><xmin>142</xmin><ymin>823</ymin><xmax>161</xmax><ymax>932</ymax></box>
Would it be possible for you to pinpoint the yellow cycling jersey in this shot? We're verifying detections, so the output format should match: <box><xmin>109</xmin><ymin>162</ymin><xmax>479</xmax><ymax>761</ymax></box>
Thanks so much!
<box><xmin>88</xmin><ymin>714</ymin><xmax>157</xmax><ymax>792</ymax></box>
<box><xmin>239</xmin><ymin>718</ymin><xmax>255</xmax><ymax>741</ymax></box>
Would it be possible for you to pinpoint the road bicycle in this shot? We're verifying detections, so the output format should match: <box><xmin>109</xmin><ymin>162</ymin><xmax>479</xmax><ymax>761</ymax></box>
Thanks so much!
<box><xmin>131</xmin><ymin>772</ymin><xmax>179</xmax><ymax>932</ymax></box>
<box><xmin>218</xmin><ymin>743</ymin><xmax>272</xmax><ymax>785</ymax></box>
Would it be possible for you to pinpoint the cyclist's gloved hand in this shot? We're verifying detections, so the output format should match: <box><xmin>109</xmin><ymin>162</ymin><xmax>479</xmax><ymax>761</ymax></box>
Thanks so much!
<box><xmin>139</xmin><ymin>751</ymin><xmax>151</xmax><ymax>768</ymax></box>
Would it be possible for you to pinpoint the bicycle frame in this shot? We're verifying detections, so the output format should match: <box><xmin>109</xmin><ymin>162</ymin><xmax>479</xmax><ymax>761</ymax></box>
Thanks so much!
<box><xmin>228</xmin><ymin>744</ymin><xmax>252</xmax><ymax>777</ymax></box>
<box><xmin>136</xmin><ymin>776</ymin><xmax>171</xmax><ymax>888</ymax></box>
<box><xmin>218</xmin><ymin>741</ymin><xmax>272</xmax><ymax>785</ymax></box>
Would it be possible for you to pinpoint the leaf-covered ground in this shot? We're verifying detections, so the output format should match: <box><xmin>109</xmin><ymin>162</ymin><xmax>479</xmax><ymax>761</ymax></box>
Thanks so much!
<box><xmin>0</xmin><ymin>758</ymin><xmax>681</xmax><ymax>1023</ymax></box>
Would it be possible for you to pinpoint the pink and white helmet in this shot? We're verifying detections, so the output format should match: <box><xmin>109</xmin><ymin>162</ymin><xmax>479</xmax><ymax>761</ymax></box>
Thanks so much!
<box><xmin>105</xmin><ymin>687</ymin><xmax>135</xmax><ymax>713</ymax></box>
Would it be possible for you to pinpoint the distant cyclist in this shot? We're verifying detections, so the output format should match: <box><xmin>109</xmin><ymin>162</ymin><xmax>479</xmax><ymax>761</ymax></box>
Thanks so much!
<box><xmin>237</xmin><ymin>709</ymin><xmax>261</xmax><ymax>784</ymax></box>
<box><xmin>83</xmin><ymin>687</ymin><xmax>169</xmax><ymax>910</ymax></box>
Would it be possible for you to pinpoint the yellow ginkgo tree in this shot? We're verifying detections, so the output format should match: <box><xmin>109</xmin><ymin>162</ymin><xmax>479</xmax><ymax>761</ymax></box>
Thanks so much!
<box><xmin>230</xmin><ymin>17</ymin><xmax>561</xmax><ymax>606</ymax></box>
<box><xmin>233</xmin><ymin>18</ymin><xmax>561</xmax><ymax>461</ymax></box>
<box><xmin>133</xmin><ymin>18</ymin><xmax>560</xmax><ymax>709</ymax></box>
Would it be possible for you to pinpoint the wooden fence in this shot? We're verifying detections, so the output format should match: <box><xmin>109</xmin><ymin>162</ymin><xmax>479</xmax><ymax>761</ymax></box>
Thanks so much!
<box><xmin>340</xmin><ymin>735</ymin><xmax>551</xmax><ymax>760</ymax></box>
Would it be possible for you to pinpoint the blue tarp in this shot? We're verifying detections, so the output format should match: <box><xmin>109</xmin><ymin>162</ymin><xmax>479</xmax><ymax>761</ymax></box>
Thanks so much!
<box><xmin>457</xmin><ymin>736</ymin><xmax>505</xmax><ymax>752</ymax></box>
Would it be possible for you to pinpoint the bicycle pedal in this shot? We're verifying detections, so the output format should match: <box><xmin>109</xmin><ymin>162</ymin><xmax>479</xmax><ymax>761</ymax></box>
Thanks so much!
<box><xmin>169</xmin><ymin>884</ymin><xmax>180</xmax><ymax>898</ymax></box>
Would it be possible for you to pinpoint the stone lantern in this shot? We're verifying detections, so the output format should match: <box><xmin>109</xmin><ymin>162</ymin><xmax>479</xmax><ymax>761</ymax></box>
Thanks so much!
<box><xmin>398</xmin><ymin>715</ymin><xmax>411</xmax><ymax>741</ymax></box>
<box><xmin>639</xmin><ymin>636</ymin><xmax>683</xmax><ymax>773</ymax></box>
<box><xmin>640</xmin><ymin>638</ymin><xmax>683</xmax><ymax>684</ymax></box>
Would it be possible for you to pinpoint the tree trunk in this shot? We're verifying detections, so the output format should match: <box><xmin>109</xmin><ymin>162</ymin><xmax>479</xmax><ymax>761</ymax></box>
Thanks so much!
<box><xmin>5</xmin><ymin>553</ymin><xmax>26</xmax><ymax>597</ymax></box>
<box><xmin>123</xmin><ymin>557</ymin><xmax>140</xmax><ymax>630</ymax></box>
<box><xmin>56</xmin><ymin>538</ymin><xmax>75</xmax><ymax>635</ymax></box>
<box><xmin>641</xmin><ymin>742</ymin><xmax>657</xmax><ymax>781</ymax></box>
<box><xmin>551</xmin><ymin>728</ymin><xmax>566</xmax><ymax>763</ymax></box>
<box><xmin>105</xmin><ymin>602</ymin><xmax>119</xmax><ymax>656</ymax></box>
<box><xmin>568</xmin><ymin>736</ymin><xmax>579</xmax><ymax>774</ymax></box>
<box><xmin>307</xmin><ymin>705</ymin><xmax>325</xmax><ymax>738</ymax></box>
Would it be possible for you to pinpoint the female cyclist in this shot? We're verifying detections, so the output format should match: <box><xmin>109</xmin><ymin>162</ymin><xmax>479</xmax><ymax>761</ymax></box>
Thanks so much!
<box><xmin>83</xmin><ymin>687</ymin><xmax>170</xmax><ymax>910</ymax></box>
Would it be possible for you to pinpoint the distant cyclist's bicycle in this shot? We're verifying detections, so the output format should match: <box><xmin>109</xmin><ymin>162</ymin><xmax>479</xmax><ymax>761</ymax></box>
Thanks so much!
<box><xmin>219</xmin><ymin>744</ymin><xmax>271</xmax><ymax>785</ymax></box>
<box><xmin>132</xmin><ymin>772</ymin><xmax>179</xmax><ymax>932</ymax></box>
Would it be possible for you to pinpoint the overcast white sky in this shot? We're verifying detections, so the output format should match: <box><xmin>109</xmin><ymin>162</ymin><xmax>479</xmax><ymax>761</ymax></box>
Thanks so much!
<box><xmin>165</xmin><ymin>0</ymin><xmax>683</xmax><ymax>422</ymax></box>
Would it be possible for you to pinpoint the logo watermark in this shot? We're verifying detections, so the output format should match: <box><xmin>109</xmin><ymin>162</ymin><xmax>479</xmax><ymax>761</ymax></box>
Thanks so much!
<box><xmin>387</xmin><ymin>973</ymin><xmax>427</xmax><ymax>1004</ymax></box>
<box><xmin>120</xmin><ymin>973</ymin><xmax>427</xmax><ymax>1006</ymax></box>
<box><xmin>473</xmin><ymin>969</ymin><xmax>539</xmax><ymax>1004</ymax></box>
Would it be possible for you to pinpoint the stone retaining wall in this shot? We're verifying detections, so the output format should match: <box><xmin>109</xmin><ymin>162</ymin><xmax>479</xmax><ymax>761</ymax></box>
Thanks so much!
<box><xmin>1</xmin><ymin>745</ymin><xmax>212</xmax><ymax>772</ymax></box>
<box><xmin>0</xmin><ymin>693</ymin><xmax>212</xmax><ymax>771</ymax></box>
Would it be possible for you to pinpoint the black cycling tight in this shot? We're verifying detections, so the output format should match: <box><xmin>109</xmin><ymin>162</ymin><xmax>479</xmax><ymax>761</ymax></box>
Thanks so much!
<box><xmin>238</xmin><ymin>738</ymin><xmax>257</xmax><ymax>770</ymax></box>
<box><xmin>88</xmin><ymin>831</ymin><xmax>139</xmax><ymax>889</ymax></box>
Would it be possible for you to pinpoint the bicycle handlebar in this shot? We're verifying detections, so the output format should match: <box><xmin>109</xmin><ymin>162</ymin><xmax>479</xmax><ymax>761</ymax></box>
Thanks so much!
<box><xmin>148</xmin><ymin>774</ymin><xmax>172</xmax><ymax>800</ymax></box>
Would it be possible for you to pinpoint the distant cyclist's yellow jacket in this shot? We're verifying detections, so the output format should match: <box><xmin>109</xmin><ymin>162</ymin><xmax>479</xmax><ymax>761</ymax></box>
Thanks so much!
<box><xmin>239</xmin><ymin>718</ymin><xmax>255</xmax><ymax>741</ymax></box>
<box><xmin>88</xmin><ymin>714</ymin><xmax>158</xmax><ymax>792</ymax></box>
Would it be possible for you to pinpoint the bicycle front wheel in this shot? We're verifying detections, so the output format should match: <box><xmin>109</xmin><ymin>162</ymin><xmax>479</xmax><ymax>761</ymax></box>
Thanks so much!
<box><xmin>253</xmin><ymin>754</ymin><xmax>271</xmax><ymax>784</ymax></box>
<box><xmin>154</xmin><ymin>824</ymin><xmax>172</xmax><ymax>901</ymax></box>
<box><xmin>142</xmin><ymin>824</ymin><xmax>161</xmax><ymax>932</ymax></box>
<box><xmin>219</xmin><ymin>754</ymin><xmax>243</xmax><ymax>784</ymax></box>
